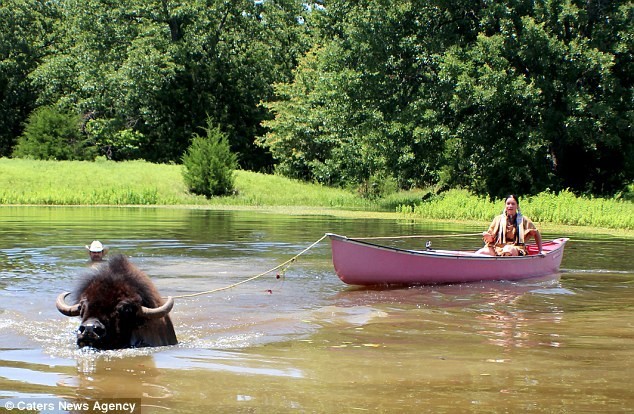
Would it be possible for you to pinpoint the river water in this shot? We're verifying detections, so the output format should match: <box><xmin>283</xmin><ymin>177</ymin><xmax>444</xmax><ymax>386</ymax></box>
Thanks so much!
<box><xmin>0</xmin><ymin>206</ymin><xmax>632</xmax><ymax>413</ymax></box>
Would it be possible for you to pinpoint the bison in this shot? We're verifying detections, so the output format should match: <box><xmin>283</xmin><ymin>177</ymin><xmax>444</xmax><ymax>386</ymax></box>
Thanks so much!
<box><xmin>56</xmin><ymin>254</ymin><xmax>178</xmax><ymax>350</ymax></box>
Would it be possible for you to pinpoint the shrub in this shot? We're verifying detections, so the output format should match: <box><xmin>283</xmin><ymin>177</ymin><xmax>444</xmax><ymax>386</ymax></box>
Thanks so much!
<box><xmin>12</xmin><ymin>106</ymin><xmax>96</xmax><ymax>160</ymax></box>
<box><xmin>182</xmin><ymin>121</ymin><xmax>237</xmax><ymax>197</ymax></box>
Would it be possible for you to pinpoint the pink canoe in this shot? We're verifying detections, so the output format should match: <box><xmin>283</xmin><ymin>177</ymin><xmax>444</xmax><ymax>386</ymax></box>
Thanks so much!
<box><xmin>327</xmin><ymin>233</ymin><xmax>569</xmax><ymax>286</ymax></box>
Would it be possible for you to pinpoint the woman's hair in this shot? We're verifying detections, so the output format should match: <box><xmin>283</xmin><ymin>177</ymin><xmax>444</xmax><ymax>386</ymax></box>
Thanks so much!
<box><xmin>505</xmin><ymin>194</ymin><xmax>519</xmax><ymax>206</ymax></box>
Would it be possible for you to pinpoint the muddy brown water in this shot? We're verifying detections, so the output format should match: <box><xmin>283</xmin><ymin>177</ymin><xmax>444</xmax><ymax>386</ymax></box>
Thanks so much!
<box><xmin>0</xmin><ymin>207</ymin><xmax>632</xmax><ymax>413</ymax></box>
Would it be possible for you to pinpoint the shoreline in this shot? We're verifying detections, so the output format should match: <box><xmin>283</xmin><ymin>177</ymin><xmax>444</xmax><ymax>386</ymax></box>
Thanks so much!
<box><xmin>2</xmin><ymin>203</ymin><xmax>632</xmax><ymax>238</ymax></box>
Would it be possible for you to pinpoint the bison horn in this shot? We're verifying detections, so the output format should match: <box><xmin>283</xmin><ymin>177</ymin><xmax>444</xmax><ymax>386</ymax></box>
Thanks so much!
<box><xmin>141</xmin><ymin>296</ymin><xmax>174</xmax><ymax>319</ymax></box>
<box><xmin>56</xmin><ymin>292</ymin><xmax>81</xmax><ymax>317</ymax></box>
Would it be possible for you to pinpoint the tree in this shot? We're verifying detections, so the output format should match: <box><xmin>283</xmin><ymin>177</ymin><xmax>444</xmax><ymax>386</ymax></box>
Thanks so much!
<box><xmin>262</xmin><ymin>0</ymin><xmax>632</xmax><ymax>197</ymax></box>
<box><xmin>13</xmin><ymin>106</ymin><xmax>95</xmax><ymax>160</ymax></box>
<box><xmin>261</xmin><ymin>1</ymin><xmax>452</xmax><ymax>191</ymax></box>
<box><xmin>433</xmin><ymin>31</ymin><xmax>550</xmax><ymax>197</ymax></box>
<box><xmin>433</xmin><ymin>1</ymin><xmax>633</xmax><ymax>197</ymax></box>
<box><xmin>0</xmin><ymin>0</ymin><xmax>58</xmax><ymax>156</ymax></box>
<box><xmin>27</xmin><ymin>0</ymin><xmax>311</xmax><ymax>169</ymax></box>
<box><xmin>532</xmin><ymin>0</ymin><xmax>634</xmax><ymax>195</ymax></box>
<box><xmin>182</xmin><ymin>121</ymin><xmax>237</xmax><ymax>197</ymax></box>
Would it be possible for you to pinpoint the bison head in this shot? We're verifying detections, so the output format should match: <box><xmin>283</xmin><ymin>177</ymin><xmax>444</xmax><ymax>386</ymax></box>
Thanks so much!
<box><xmin>56</xmin><ymin>254</ymin><xmax>177</xmax><ymax>350</ymax></box>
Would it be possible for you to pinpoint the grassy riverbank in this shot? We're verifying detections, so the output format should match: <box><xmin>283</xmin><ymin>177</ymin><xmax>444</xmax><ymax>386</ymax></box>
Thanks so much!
<box><xmin>1</xmin><ymin>158</ymin><xmax>632</xmax><ymax>231</ymax></box>
<box><xmin>0</xmin><ymin>158</ymin><xmax>368</xmax><ymax>207</ymax></box>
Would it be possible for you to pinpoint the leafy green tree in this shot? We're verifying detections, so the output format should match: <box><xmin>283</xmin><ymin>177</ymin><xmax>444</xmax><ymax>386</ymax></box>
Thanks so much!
<box><xmin>29</xmin><ymin>0</ymin><xmax>181</xmax><ymax>160</ymax></box>
<box><xmin>13</xmin><ymin>106</ymin><xmax>95</xmax><ymax>160</ymax></box>
<box><xmin>182</xmin><ymin>121</ymin><xmax>237</xmax><ymax>197</ymax></box>
<box><xmin>28</xmin><ymin>0</ymin><xmax>310</xmax><ymax>169</ymax></box>
<box><xmin>433</xmin><ymin>31</ymin><xmax>550</xmax><ymax>197</ymax></box>
<box><xmin>0</xmin><ymin>0</ymin><xmax>59</xmax><ymax>156</ymax></box>
<box><xmin>261</xmin><ymin>1</ymin><xmax>451</xmax><ymax>191</ymax></box>
<box><xmin>433</xmin><ymin>0</ymin><xmax>633</xmax><ymax>197</ymax></box>
<box><xmin>532</xmin><ymin>0</ymin><xmax>634</xmax><ymax>195</ymax></box>
<box><xmin>263</xmin><ymin>0</ymin><xmax>632</xmax><ymax>198</ymax></box>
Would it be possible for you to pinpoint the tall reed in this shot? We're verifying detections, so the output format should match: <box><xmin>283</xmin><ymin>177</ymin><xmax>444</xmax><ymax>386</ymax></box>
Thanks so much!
<box><xmin>399</xmin><ymin>189</ymin><xmax>633</xmax><ymax>229</ymax></box>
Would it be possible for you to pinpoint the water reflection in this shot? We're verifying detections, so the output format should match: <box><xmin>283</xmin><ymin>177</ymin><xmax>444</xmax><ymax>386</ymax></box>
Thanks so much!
<box><xmin>333</xmin><ymin>277</ymin><xmax>562</xmax><ymax>308</ymax></box>
<box><xmin>330</xmin><ymin>276</ymin><xmax>569</xmax><ymax>352</ymax></box>
<box><xmin>0</xmin><ymin>206</ymin><xmax>633</xmax><ymax>412</ymax></box>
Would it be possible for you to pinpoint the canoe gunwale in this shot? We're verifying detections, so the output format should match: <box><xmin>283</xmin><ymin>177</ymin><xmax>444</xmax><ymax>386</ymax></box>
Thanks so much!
<box><xmin>326</xmin><ymin>233</ymin><xmax>567</xmax><ymax>260</ymax></box>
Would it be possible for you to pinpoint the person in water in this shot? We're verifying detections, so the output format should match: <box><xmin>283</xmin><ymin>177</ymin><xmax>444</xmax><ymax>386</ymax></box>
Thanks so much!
<box><xmin>86</xmin><ymin>240</ymin><xmax>107</xmax><ymax>262</ymax></box>
<box><xmin>476</xmin><ymin>195</ymin><xmax>544</xmax><ymax>256</ymax></box>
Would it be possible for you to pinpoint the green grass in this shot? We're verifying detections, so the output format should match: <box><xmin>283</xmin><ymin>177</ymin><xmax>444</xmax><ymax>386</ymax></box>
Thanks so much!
<box><xmin>223</xmin><ymin>170</ymin><xmax>369</xmax><ymax>208</ymax></box>
<box><xmin>0</xmin><ymin>158</ymin><xmax>370</xmax><ymax>208</ymax></box>
<box><xmin>399</xmin><ymin>188</ymin><xmax>634</xmax><ymax>230</ymax></box>
<box><xmin>0</xmin><ymin>158</ymin><xmax>191</xmax><ymax>205</ymax></box>
<box><xmin>1</xmin><ymin>158</ymin><xmax>632</xmax><ymax>231</ymax></box>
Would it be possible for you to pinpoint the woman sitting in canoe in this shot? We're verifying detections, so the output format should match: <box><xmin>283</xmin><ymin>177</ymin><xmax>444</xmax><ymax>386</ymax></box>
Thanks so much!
<box><xmin>476</xmin><ymin>194</ymin><xmax>544</xmax><ymax>256</ymax></box>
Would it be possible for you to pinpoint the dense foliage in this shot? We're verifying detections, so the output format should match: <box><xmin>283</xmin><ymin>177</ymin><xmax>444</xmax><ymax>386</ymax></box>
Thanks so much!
<box><xmin>1</xmin><ymin>0</ymin><xmax>632</xmax><ymax>199</ymax></box>
<box><xmin>0</xmin><ymin>0</ymin><xmax>58</xmax><ymax>156</ymax></box>
<box><xmin>261</xmin><ymin>0</ymin><xmax>633</xmax><ymax>198</ymax></box>
<box><xmin>2</xmin><ymin>0</ymin><xmax>310</xmax><ymax>169</ymax></box>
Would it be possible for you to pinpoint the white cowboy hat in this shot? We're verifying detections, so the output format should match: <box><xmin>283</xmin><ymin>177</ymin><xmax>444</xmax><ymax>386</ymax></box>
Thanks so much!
<box><xmin>86</xmin><ymin>241</ymin><xmax>104</xmax><ymax>252</ymax></box>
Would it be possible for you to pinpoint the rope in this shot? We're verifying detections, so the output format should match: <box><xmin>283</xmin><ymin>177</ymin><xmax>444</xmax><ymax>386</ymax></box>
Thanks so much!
<box><xmin>170</xmin><ymin>233</ymin><xmax>328</xmax><ymax>299</ymax></box>
<box><xmin>350</xmin><ymin>232</ymin><xmax>482</xmax><ymax>240</ymax></box>
<box><xmin>167</xmin><ymin>231</ymin><xmax>479</xmax><ymax>300</ymax></box>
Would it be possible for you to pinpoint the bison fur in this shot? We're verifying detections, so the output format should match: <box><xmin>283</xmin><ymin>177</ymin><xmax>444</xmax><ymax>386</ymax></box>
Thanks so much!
<box><xmin>57</xmin><ymin>254</ymin><xmax>177</xmax><ymax>350</ymax></box>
